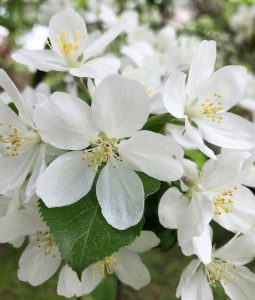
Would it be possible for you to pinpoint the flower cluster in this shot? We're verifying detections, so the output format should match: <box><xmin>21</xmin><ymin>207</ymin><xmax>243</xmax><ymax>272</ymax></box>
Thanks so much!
<box><xmin>1</xmin><ymin>2</ymin><xmax>255</xmax><ymax>300</ymax></box>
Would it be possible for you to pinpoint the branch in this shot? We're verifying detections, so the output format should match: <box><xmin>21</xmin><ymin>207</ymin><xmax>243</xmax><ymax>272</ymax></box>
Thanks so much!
<box><xmin>115</xmin><ymin>279</ymin><xmax>123</xmax><ymax>300</ymax></box>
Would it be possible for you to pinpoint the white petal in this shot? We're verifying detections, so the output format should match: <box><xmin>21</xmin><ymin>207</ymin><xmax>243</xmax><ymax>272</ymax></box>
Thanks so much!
<box><xmin>26</xmin><ymin>144</ymin><xmax>46</xmax><ymax>202</ymax></box>
<box><xmin>199</xmin><ymin>66</ymin><xmax>247</xmax><ymax>111</ymax></box>
<box><xmin>36</xmin><ymin>151</ymin><xmax>96</xmax><ymax>207</ymax></box>
<box><xmin>163</xmin><ymin>72</ymin><xmax>187</xmax><ymax>118</ymax></box>
<box><xmin>186</xmin><ymin>40</ymin><xmax>216</xmax><ymax>100</ymax></box>
<box><xmin>192</xmin><ymin>225</ymin><xmax>212</xmax><ymax>265</ymax></box>
<box><xmin>195</xmin><ymin>112</ymin><xmax>255</xmax><ymax>150</ymax></box>
<box><xmin>76</xmin><ymin>265</ymin><xmax>103</xmax><ymax>296</ymax></box>
<box><xmin>34</xmin><ymin>92</ymin><xmax>98</xmax><ymax>150</ymax></box>
<box><xmin>91</xmin><ymin>75</ymin><xmax>150</xmax><ymax>139</ymax></box>
<box><xmin>214</xmin><ymin>185</ymin><xmax>255</xmax><ymax>233</ymax></box>
<box><xmin>176</xmin><ymin>259</ymin><xmax>201</xmax><ymax>298</ymax></box>
<box><xmin>0</xmin><ymin>206</ymin><xmax>46</xmax><ymax>242</ymax></box>
<box><xmin>178</xmin><ymin>192</ymin><xmax>214</xmax><ymax>246</ymax></box>
<box><xmin>0</xmin><ymin>148</ymin><xmax>36</xmax><ymax>194</ymax></box>
<box><xmin>12</xmin><ymin>49</ymin><xmax>68</xmax><ymax>71</ymax></box>
<box><xmin>83</xmin><ymin>21</ymin><xmax>125</xmax><ymax>60</ymax></box>
<box><xmin>0</xmin><ymin>69</ymin><xmax>28</xmax><ymax>119</ymax></box>
<box><xmin>165</xmin><ymin>124</ymin><xmax>197</xmax><ymax>150</ymax></box>
<box><xmin>96</xmin><ymin>159</ymin><xmax>144</xmax><ymax>230</ymax></box>
<box><xmin>114</xmin><ymin>248</ymin><xmax>151</xmax><ymax>290</ymax></box>
<box><xmin>179</xmin><ymin>266</ymin><xmax>213</xmax><ymax>300</ymax></box>
<box><xmin>127</xmin><ymin>231</ymin><xmax>160</xmax><ymax>253</ymax></box>
<box><xmin>57</xmin><ymin>265</ymin><xmax>81</xmax><ymax>298</ymax></box>
<box><xmin>222</xmin><ymin>265</ymin><xmax>255</xmax><ymax>300</ymax></box>
<box><xmin>70</xmin><ymin>56</ymin><xmax>120</xmax><ymax>79</ymax></box>
<box><xmin>201</xmin><ymin>151</ymin><xmax>251</xmax><ymax>191</ymax></box>
<box><xmin>215</xmin><ymin>234</ymin><xmax>255</xmax><ymax>265</ymax></box>
<box><xmin>0</xmin><ymin>100</ymin><xmax>26</xmax><ymax>132</ymax></box>
<box><xmin>49</xmin><ymin>9</ymin><xmax>88</xmax><ymax>56</ymax></box>
<box><xmin>18</xmin><ymin>240</ymin><xmax>61</xmax><ymax>286</ymax></box>
<box><xmin>158</xmin><ymin>187</ymin><xmax>189</xmax><ymax>229</ymax></box>
<box><xmin>119</xmin><ymin>130</ymin><xmax>184</xmax><ymax>181</ymax></box>
<box><xmin>185</xmin><ymin>119</ymin><xmax>216</xmax><ymax>159</ymax></box>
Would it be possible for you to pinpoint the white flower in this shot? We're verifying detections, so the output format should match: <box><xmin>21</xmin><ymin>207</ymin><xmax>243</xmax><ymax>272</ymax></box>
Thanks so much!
<box><xmin>12</xmin><ymin>9</ymin><xmax>125</xmax><ymax>79</ymax></box>
<box><xmin>239</xmin><ymin>72</ymin><xmax>255</xmax><ymax>122</ymax></box>
<box><xmin>158</xmin><ymin>151</ymin><xmax>255</xmax><ymax>264</ymax></box>
<box><xmin>34</xmin><ymin>75</ymin><xmax>184</xmax><ymax>230</ymax></box>
<box><xmin>163</xmin><ymin>40</ymin><xmax>255</xmax><ymax>159</ymax></box>
<box><xmin>122</xmin><ymin>65</ymin><xmax>164</xmax><ymax>114</ymax></box>
<box><xmin>229</xmin><ymin>4</ymin><xmax>255</xmax><ymax>42</ymax></box>
<box><xmin>38</xmin><ymin>0</ymin><xmax>74</xmax><ymax>26</ymax></box>
<box><xmin>57</xmin><ymin>231</ymin><xmax>160</xmax><ymax>297</ymax></box>
<box><xmin>0</xmin><ymin>69</ymin><xmax>46</xmax><ymax>197</ymax></box>
<box><xmin>177</xmin><ymin>233</ymin><xmax>255</xmax><ymax>300</ymax></box>
<box><xmin>0</xmin><ymin>201</ymin><xmax>62</xmax><ymax>286</ymax></box>
<box><xmin>165</xmin><ymin>124</ymin><xmax>197</xmax><ymax>150</ymax></box>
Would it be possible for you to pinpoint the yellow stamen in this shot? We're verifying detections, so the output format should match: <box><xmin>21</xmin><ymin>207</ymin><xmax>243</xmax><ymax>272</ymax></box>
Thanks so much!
<box><xmin>200</xmin><ymin>95</ymin><xmax>224</xmax><ymax>123</ymax></box>
<box><xmin>92</xmin><ymin>256</ymin><xmax>119</xmax><ymax>277</ymax></box>
<box><xmin>206</xmin><ymin>259</ymin><xmax>236</xmax><ymax>286</ymax></box>
<box><xmin>55</xmin><ymin>30</ymin><xmax>81</xmax><ymax>58</ymax></box>
<box><xmin>214</xmin><ymin>187</ymin><xmax>237</xmax><ymax>215</ymax></box>
<box><xmin>83</xmin><ymin>132</ymin><xmax>121</xmax><ymax>171</ymax></box>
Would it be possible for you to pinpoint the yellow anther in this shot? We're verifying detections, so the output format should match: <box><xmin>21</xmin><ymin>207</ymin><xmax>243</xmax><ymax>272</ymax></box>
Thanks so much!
<box><xmin>214</xmin><ymin>187</ymin><xmax>236</xmax><ymax>215</ymax></box>
<box><xmin>206</xmin><ymin>259</ymin><xmax>236</xmax><ymax>286</ymax></box>
<box><xmin>200</xmin><ymin>96</ymin><xmax>224</xmax><ymax>123</ymax></box>
<box><xmin>145</xmin><ymin>85</ymin><xmax>153</xmax><ymax>97</ymax></box>
<box><xmin>92</xmin><ymin>256</ymin><xmax>119</xmax><ymax>277</ymax></box>
<box><xmin>55</xmin><ymin>30</ymin><xmax>81</xmax><ymax>58</ymax></box>
<box><xmin>0</xmin><ymin>121</ymin><xmax>41</xmax><ymax>157</ymax></box>
<box><xmin>83</xmin><ymin>132</ymin><xmax>121</xmax><ymax>170</ymax></box>
<box><xmin>36</xmin><ymin>231</ymin><xmax>56</xmax><ymax>256</ymax></box>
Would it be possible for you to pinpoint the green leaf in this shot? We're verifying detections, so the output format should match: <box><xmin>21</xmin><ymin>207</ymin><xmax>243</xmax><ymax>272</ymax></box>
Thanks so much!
<box><xmin>39</xmin><ymin>173</ymin><xmax>160</xmax><ymax>275</ymax></box>
<box><xmin>142</xmin><ymin>113</ymin><xmax>183</xmax><ymax>133</ymax></box>
<box><xmin>184</xmin><ymin>149</ymin><xmax>207</xmax><ymax>170</ymax></box>
<box><xmin>138</xmin><ymin>172</ymin><xmax>161</xmax><ymax>197</ymax></box>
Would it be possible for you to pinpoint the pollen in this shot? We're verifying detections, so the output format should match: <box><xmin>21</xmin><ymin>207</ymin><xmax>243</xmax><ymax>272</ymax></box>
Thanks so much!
<box><xmin>145</xmin><ymin>85</ymin><xmax>153</xmax><ymax>97</ymax></box>
<box><xmin>55</xmin><ymin>30</ymin><xmax>81</xmax><ymax>58</ymax></box>
<box><xmin>0</xmin><ymin>122</ymin><xmax>41</xmax><ymax>157</ymax></box>
<box><xmin>36</xmin><ymin>231</ymin><xmax>56</xmax><ymax>256</ymax></box>
<box><xmin>213</xmin><ymin>187</ymin><xmax>237</xmax><ymax>215</ymax></box>
<box><xmin>0</xmin><ymin>124</ymin><xmax>23</xmax><ymax>156</ymax></box>
<box><xmin>92</xmin><ymin>256</ymin><xmax>119</xmax><ymax>277</ymax></box>
<box><xmin>83</xmin><ymin>132</ymin><xmax>121</xmax><ymax>171</ymax></box>
<box><xmin>206</xmin><ymin>259</ymin><xmax>236</xmax><ymax>286</ymax></box>
<box><xmin>200</xmin><ymin>96</ymin><xmax>224</xmax><ymax>123</ymax></box>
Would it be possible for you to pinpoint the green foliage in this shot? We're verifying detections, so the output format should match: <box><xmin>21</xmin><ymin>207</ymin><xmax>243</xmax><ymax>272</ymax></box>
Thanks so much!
<box><xmin>143</xmin><ymin>113</ymin><xmax>183</xmax><ymax>133</ymax></box>
<box><xmin>39</xmin><ymin>173</ymin><xmax>160</xmax><ymax>275</ymax></box>
<box><xmin>184</xmin><ymin>149</ymin><xmax>207</xmax><ymax>170</ymax></box>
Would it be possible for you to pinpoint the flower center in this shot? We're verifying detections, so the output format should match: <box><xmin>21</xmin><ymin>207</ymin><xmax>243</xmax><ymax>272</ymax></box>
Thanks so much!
<box><xmin>185</xmin><ymin>93</ymin><xmax>225</xmax><ymax>121</ymax></box>
<box><xmin>205</xmin><ymin>259</ymin><xmax>236</xmax><ymax>286</ymax></box>
<box><xmin>213</xmin><ymin>187</ymin><xmax>237</xmax><ymax>215</ymax></box>
<box><xmin>55</xmin><ymin>30</ymin><xmax>81</xmax><ymax>58</ymax></box>
<box><xmin>200</xmin><ymin>93</ymin><xmax>224</xmax><ymax>123</ymax></box>
<box><xmin>83</xmin><ymin>132</ymin><xmax>121</xmax><ymax>171</ymax></box>
<box><xmin>0</xmin><ymin>123</ymin><xmax>41</xmax><ymax>157</ymax></box>
<box><xmin>92</xmin><ymin>256</ymin><xmax>119</xmax><ymax>277</ymax></box>
<box><xmin>36</xmin><ymin>231</ymin><xmax>56</xmax><ymax>257</ymax></box>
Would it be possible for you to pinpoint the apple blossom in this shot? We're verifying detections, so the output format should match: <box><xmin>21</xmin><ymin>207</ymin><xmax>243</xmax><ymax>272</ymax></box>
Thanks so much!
<box><xmin>57</xmin><ymin>231</ymin><xmax>160</xmax><ymax>297</ymax></box>
<box><xmin>34</xmin><ymin>75</ymin><xmax>184</xmax><ymax>230</ymax></box>
<box><xmin>12</xmin><ymin>9</ymin><xmax>125</xmax><ymax>79</ymax></box>
<box><xmin>158</xmin><ymin>151</ymin><xmax>255</xmax><ymax>264</ymax></box>
<box><xmin>0</xmin><ymin>69</ymin><xmax>46</xmax><ymax>197</ymax></box>
<box><xmin>163</xmin><ymin>40</ymin><xmax>255</xmax><ymax>159</ymax></box>
<box><xmin>177</xmin><ymin>233</ymin><xmax>255</xmax><ymax>300</ymax></box>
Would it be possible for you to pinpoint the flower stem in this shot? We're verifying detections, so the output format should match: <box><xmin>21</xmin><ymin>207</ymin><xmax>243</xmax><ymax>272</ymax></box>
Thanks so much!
<box><xmin>115</xmin><ymin>279</ymin><xmax>123</xmax><ymax>300</ymax></box>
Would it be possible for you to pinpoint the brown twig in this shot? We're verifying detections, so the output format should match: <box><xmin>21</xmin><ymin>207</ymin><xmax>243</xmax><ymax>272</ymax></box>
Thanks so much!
<box><xmin>115</xmin><ymin>279</ymin><xmax>123</xmax><ymax>300</ymax></box>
